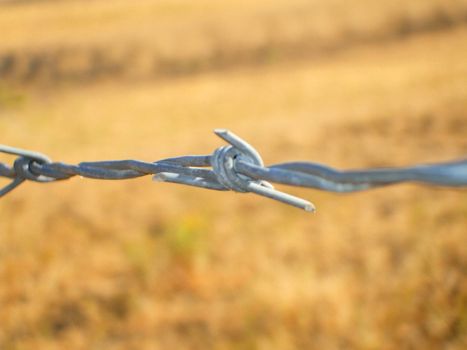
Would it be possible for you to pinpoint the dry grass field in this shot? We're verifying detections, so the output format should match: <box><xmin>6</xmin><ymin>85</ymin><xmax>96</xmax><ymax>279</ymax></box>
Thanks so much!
<box><xmin>1</xmin><ymin>1</ymin><xmax>467</xmax><ymax>349</ymax></box>
<box><xmin>2</xmin><ymin>0</ymin><xmax>467</xmax><ymax>83</ymax></box>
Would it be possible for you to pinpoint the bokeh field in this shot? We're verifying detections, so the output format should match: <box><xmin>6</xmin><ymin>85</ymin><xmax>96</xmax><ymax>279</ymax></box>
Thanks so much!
<box><xmin>1</xmin><ymin>1</ymin><xmax>467</xmax><ymax>349</ymax></box>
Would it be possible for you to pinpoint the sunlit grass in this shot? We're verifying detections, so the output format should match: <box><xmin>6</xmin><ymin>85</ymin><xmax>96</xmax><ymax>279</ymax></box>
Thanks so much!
<box><xmin>0</xmin><ymin>2</ymin><xmax>466</xmax><ymax>349</ymax></box>
<box><xmin>1</xmin><ymin>0</ymin><xmax>466</xmax><ymax>84</ymax></box>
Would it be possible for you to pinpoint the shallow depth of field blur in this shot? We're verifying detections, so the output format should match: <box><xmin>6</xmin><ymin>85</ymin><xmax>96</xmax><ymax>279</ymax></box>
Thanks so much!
<box><xmin>1</xmin><ymin>0</ymin><xmax>467</xmax><ymax>349</ymax></box>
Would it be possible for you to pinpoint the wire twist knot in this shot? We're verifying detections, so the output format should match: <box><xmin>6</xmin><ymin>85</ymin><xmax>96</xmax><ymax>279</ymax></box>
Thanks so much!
<box><xmin>211</xmin><ymin>139</ymin><xmax>273</xmax><ymax>193</ymax></box>
<box><xmin>0</xmin><ymin>146</ymin><xmax>55</xmax><ymax>197</ymax></box>
<box><xmin>14</xmin><ymin>157</ymin><xmax>54</xmax><ymax>182</ymax></box>
<box><xmin>209</xmin><ymin>129</ymin><xmax>314</xmax><ymax>211</ymax></box>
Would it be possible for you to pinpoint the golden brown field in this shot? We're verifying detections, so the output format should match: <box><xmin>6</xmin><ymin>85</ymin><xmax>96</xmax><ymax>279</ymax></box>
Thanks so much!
<box><xmin>1</xmin><ymin>1</ymin><xmax>467</xmax><ymax>349</ymax></box>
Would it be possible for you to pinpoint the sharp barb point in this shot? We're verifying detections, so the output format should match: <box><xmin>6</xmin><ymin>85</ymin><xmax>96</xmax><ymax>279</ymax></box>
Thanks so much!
<box><xmin>305</xmin><ymin>203</ymin><xmax>316</xmax><ymax>213</ymax></box>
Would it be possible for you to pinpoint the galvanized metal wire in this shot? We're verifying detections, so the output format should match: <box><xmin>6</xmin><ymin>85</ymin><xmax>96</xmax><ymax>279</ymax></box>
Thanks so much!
<box><xmin>1</xmin><ymin>129</ymin><xmax>466</xmax><ymax>212</ymax></box>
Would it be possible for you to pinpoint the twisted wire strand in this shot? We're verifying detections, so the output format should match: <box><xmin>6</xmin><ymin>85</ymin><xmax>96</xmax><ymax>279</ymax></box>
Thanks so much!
<box><xmin>1</xmin><ymin>130</ymin><xmax>466</xmax><ymax>212</ymax></box>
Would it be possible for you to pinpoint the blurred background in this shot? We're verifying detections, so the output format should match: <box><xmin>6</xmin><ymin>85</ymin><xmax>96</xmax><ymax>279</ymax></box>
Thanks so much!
<box><xmin>1</xmin><ymin>0</ymin><xmax>467</xmax><ymax>349</ymax></box>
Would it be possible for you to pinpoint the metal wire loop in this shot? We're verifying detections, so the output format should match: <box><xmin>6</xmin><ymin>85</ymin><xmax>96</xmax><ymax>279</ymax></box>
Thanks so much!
<box><xmin>211</xmin><ymin>144</ymin><xmax>271</xmax><ymax>193</ymax></box>
<box><xmin>0</xmin><ymin>145</ymin><xmax>54</xmax><ymax>197</ymax></box>
<box><xmin>210</xmin><ymin>130</ymin><xmax>315</xmax><ymax>211</ymax></box>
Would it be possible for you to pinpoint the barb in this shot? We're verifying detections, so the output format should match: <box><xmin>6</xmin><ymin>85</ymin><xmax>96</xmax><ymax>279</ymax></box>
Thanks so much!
<box><xmin>1</xmin><ymin>130</ymin><xmax>466</xmax><ymax>212</ymax></box>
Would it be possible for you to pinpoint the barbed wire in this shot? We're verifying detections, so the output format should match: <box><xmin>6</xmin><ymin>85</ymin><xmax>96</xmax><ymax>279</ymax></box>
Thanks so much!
<box><xmin>1</xmin><ymin>129</ymin><xmax>466</xmax><ymax>212</ymax></box>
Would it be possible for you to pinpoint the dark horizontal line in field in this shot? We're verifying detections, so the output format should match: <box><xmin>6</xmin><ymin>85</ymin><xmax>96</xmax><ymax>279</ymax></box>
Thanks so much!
<box><xmin>1</xmin><ymin>10</ymin><xmax>466</xmax><ymax>86</ymax></box>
